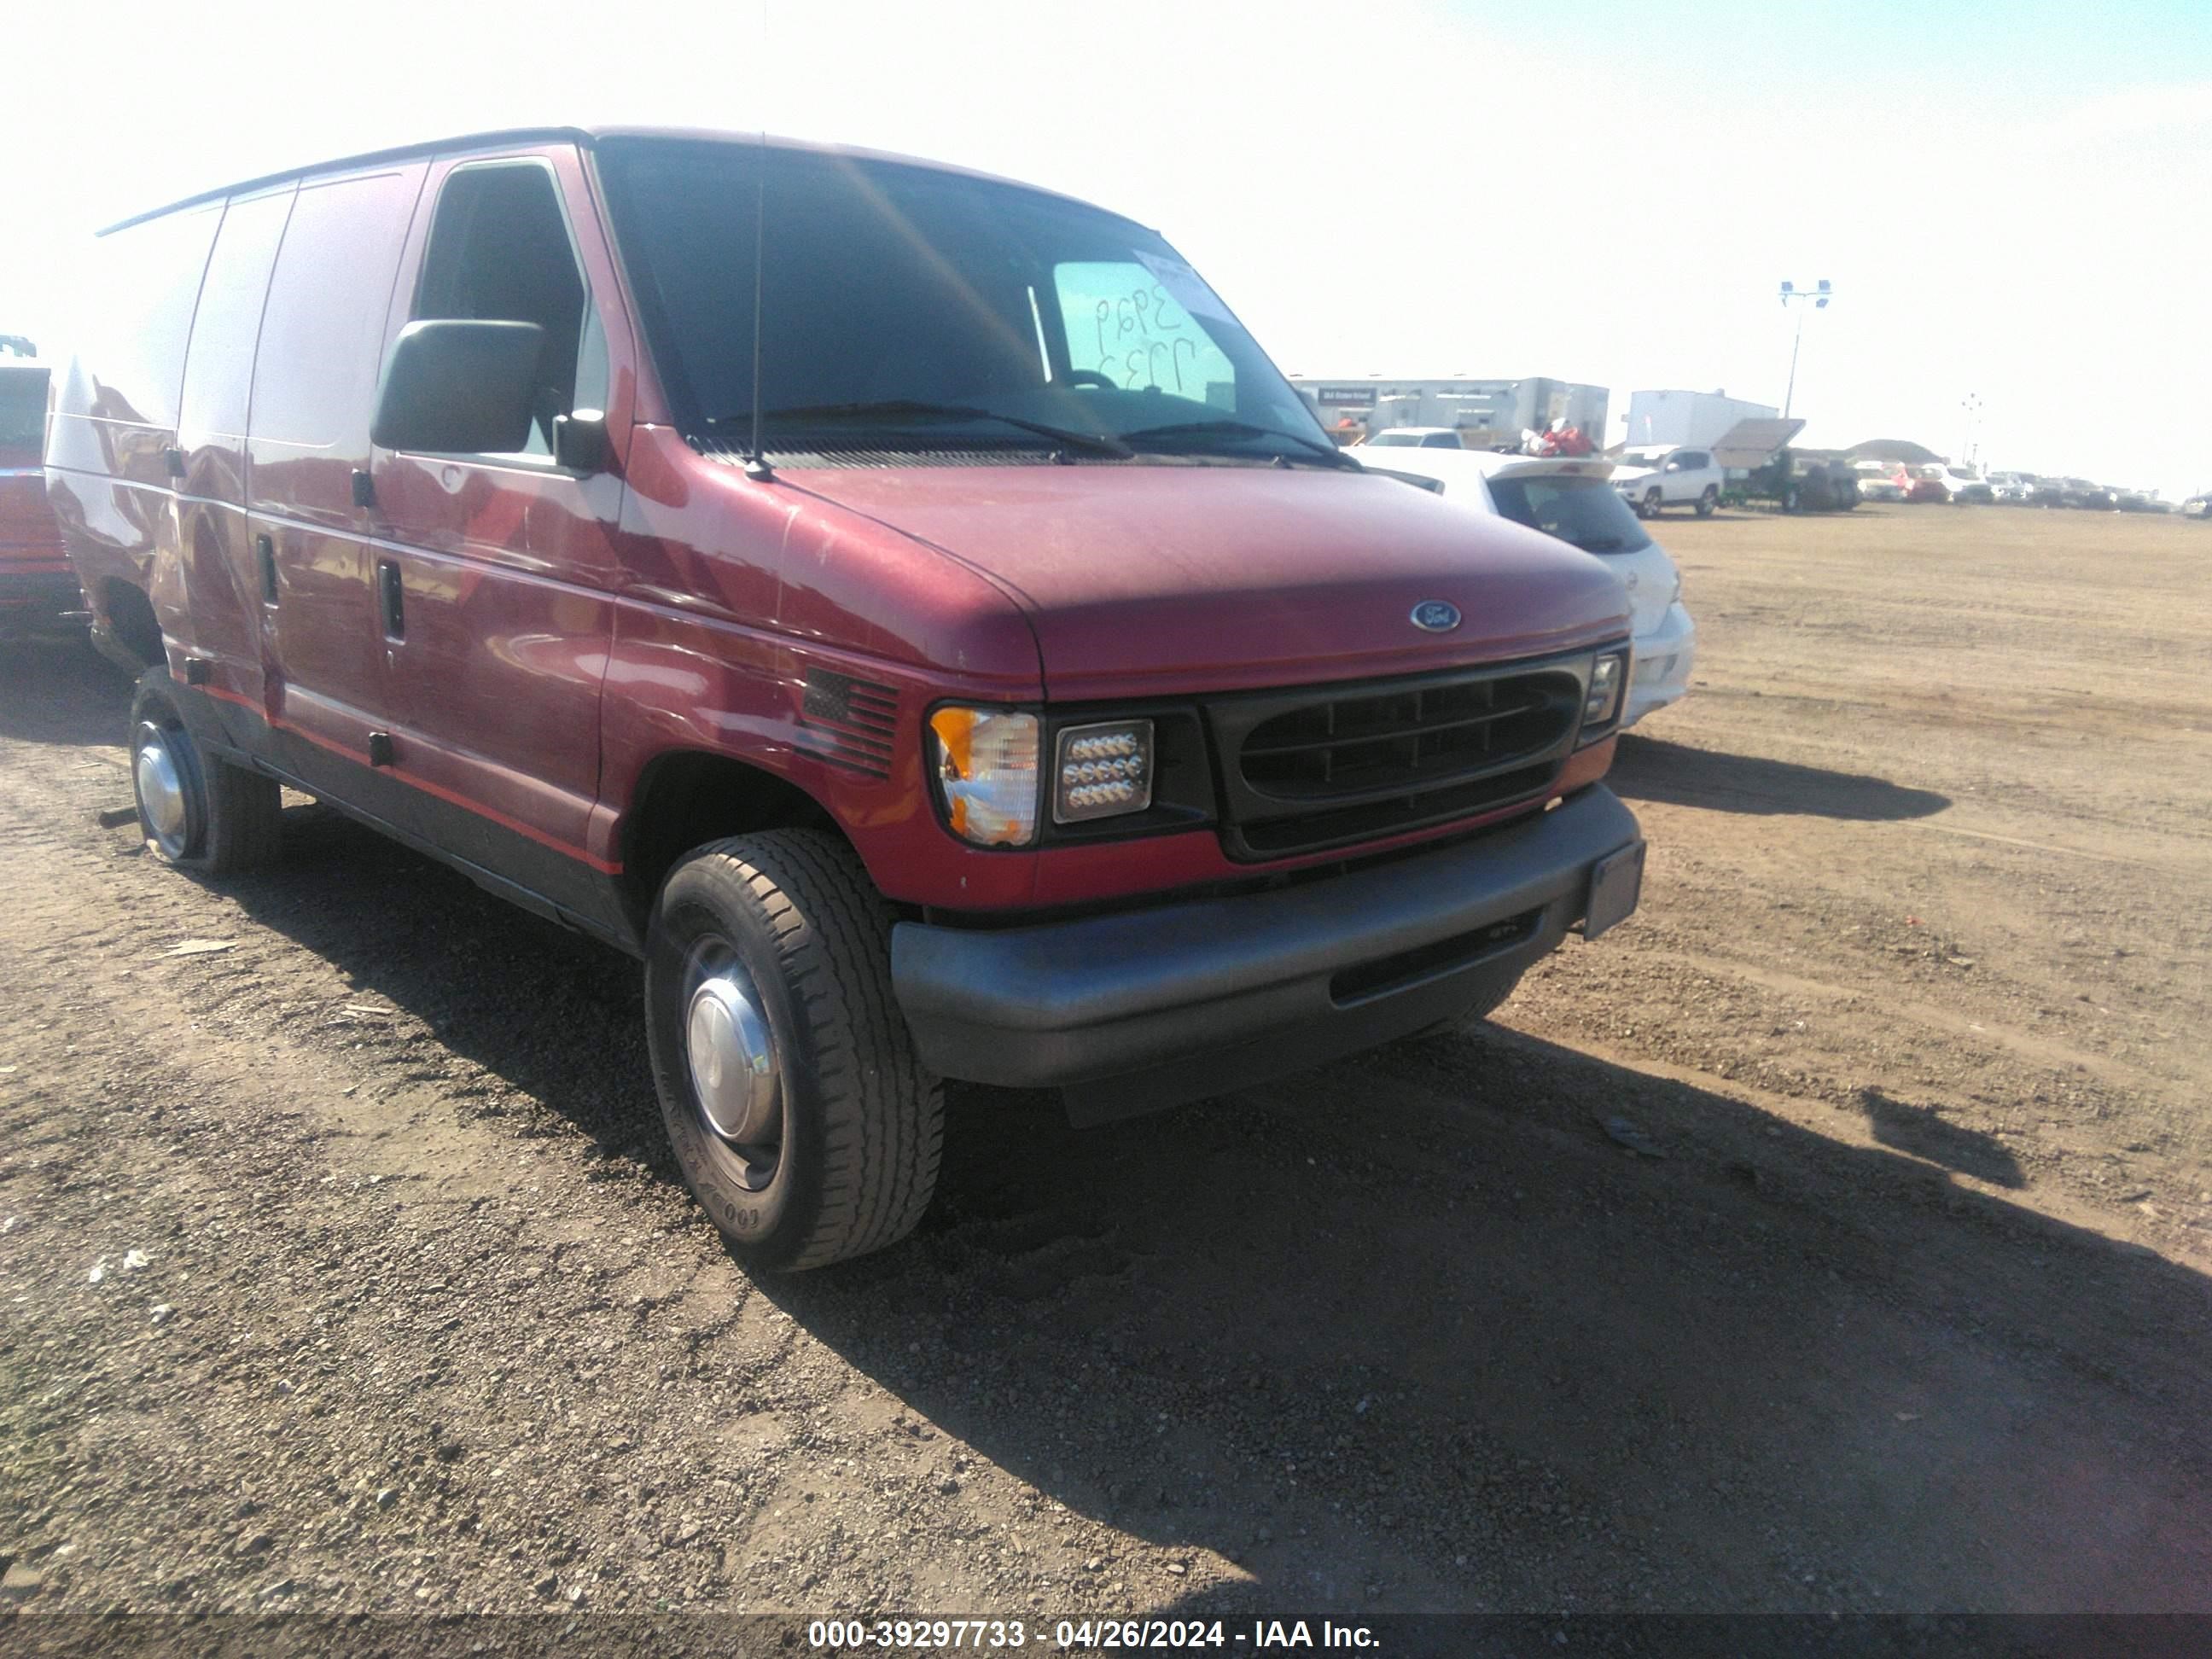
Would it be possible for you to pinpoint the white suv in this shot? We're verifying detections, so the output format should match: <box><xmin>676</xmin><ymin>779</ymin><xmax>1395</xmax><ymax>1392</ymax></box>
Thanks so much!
<box><xmin>1359</xmin><ymin>450</ymin><xmax>1696</xmax><ymax>727</ymax></box>
<box><xmin>1358</xmin><ymin>427</ymin><xmax>1466</xmax><ymax>450</ymax></box>
<box><xmin>1610</xmin><ymin>445</ymin><xmax>1726</xmax><ymax>519</ymax></box>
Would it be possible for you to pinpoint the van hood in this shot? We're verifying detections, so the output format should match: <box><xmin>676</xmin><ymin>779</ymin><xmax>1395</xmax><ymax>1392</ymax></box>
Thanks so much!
<box><xmin>782</xmin><ymin>463</ymin><xmax>1631</xmax><ymax>701</ymax></box>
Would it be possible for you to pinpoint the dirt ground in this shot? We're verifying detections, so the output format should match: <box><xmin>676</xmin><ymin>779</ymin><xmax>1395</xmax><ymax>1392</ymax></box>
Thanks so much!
<box><xmin>2</xmin><ymin>504</ymin><xmax>2209</xmax><ymax>1631</ymax></box>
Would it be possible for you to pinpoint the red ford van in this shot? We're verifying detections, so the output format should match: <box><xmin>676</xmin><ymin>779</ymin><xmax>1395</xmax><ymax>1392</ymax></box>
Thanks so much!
<box><xmin>1</xmin><ymin>362</ymin><xmax>80</xmax><ymax>639</ymax></box>
<box><xmin>49</xmin><ymin>128</ymin><xmax>1643</xmax><ymax>1267</ymax></box>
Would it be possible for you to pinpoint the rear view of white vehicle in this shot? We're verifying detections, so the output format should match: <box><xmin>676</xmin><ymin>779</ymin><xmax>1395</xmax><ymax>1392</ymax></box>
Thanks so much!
<box><xmin>1359</xmin><ymin>427</ymin><xmax>1465</xmax><ymax>450</ymax></box>
<box><xmin>1610</xmin><ymin>445</ymin><xmax>1725</xmax><ymax>519</ymax></box>
<box><xmin>1360</xmin><ymin>450</ymin><xmax>1694</xmax><ymax>727</ymax></box>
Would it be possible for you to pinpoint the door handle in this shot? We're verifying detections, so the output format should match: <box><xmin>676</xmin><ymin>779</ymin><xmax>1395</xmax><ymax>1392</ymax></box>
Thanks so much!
<box><xmin>377</xmin><ymin>559</ymin><xmax>405</xmax><ymax>641</ymax></box>
<box><xmin>257</xmin><ymin>534</ymin><xmax>278</xmax><ymax>606</ymax></box>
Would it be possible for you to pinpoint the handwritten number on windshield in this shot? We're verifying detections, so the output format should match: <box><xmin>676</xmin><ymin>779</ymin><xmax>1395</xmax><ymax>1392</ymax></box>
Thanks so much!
<box><xmin>1090</xmin><ymin>283</ymin><xmax>1188</xmax><ymax>388</ymax></box>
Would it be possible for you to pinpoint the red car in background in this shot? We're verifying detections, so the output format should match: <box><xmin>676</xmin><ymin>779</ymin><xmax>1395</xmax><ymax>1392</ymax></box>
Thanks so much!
<box><xmin>1904</xmin><ymin>466</ymin><xmax>1952</xmax><ymax>504</ymax></box>
<box><xmin>0</xmin><ymin>362</ymin><xmax>82</xmax><ymax>640</ymax></box>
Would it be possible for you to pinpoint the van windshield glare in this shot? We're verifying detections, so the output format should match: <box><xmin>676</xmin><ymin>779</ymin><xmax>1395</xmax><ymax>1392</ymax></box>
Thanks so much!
<box><xmin>596</xmin><ymin>140</ymin><xmax>1326</xmax><ymax>461</ymax></box>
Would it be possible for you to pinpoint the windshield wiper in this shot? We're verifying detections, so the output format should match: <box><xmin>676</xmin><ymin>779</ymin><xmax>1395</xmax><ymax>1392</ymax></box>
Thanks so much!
<box><xmin>1117</xmin><ymin>419</ymin><xmax>1362</xmax><ymax>470</ymax></box>
<box><xmin>719</xmin><ymin>399</ymin><xmax>1132</xmax><ymax>459</ymax></box>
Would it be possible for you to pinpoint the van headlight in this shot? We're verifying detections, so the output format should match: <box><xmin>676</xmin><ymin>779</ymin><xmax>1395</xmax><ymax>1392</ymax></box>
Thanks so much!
<box><xmin>928</xmin><ymin>707</ymin><xmax>1041</xmax><ymax>847</ymax></box>
<box><xmin>1581</xmin><ymin>650</ymin><xmax>1629</xmax><ymax>733</ymax></box>
<box><xmin>1053</xmin><ymin>719</ymin><xmax>1155</xmax><ymax>824</ymax></box>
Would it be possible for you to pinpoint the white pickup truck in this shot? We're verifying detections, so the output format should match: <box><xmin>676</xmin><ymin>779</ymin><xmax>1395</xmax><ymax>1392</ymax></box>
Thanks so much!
<box><xmin>1610</xmin><ymin>445</ymin><xmax>1726</xmax><ymax>519</ymax></box>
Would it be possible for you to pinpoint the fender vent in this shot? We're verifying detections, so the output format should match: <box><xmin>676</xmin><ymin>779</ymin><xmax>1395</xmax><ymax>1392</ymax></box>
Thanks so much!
<box><xmin>798</xmin><ymin>667</ymin><xmax>896</xmax><ymax>779</ymax></box>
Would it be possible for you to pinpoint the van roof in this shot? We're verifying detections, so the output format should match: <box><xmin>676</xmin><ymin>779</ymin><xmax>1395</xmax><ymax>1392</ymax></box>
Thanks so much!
<box><xmin>100</xmin><ymin>125</ymin><xmax>1132</xmax><ymax>236</ymax></box>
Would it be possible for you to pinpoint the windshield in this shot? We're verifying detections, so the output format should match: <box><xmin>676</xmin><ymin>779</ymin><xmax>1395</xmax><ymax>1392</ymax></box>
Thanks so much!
<box><xmin>1486</xmin><ymin>473</ymin><xmax>1654</xmax><ymax>556</ymax></box>
<box><xmin>1366</xmin><ymin>432</ymin><xmax>1422</xmax><ymax>446</ymax></box>
<box><xmin>1618</xmin><ymin>450</ymin><xmax>1667</xmax><ymax>469</ymax></box>
<box><xmin>597</xmin><ymin>140</ymin><xmax>1328</xmax><ymax>463</ymax></box>
<box><xmin>0</xmin><ymin>370</ymin><xmax>46</xmax><ymax>451</ymax></box>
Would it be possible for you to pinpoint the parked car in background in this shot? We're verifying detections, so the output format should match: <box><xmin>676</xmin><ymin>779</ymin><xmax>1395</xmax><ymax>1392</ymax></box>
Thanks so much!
<box><xmin>1855</xmin><ymin>461</ymin><xmax>1909</xmax><ymax>502</ymax></box>
<box><xmin>1610</xmin><ymin>445</ymin><xmax>1725</xmax><ymax>518</ymax></box>
<box><xmin>1358</xmin><ymin>427</ymin><xmax>1465</xmax><ymax>450</ymax></box>
<box><xmin>1359</xmin><ymin>449</ymin><xmax>1694</xmax><ymax>728</ymax></box>
<box><xmin>2115</xmin><ymin>489</ymin><xmax>2168</xmax><ymax>513</ymax></box>
<box><xmin>1988</xmin><ymin>470</ymin><xmax>2039</xmax><ymax>504</ymax></box>
<box><xmin>1940</xmin><ymin>465</ymin><xmax>1994</xmax><ymax>504</ymax></box>
<box><xmin>2030</xmin><ymin>478</ymin><xmax>2068</xmax><ymax>508</ymax></box>
<box><xmin>2061</xmin><ymin>480</ymin><xmax>2117</xmax><ymax>510</ymax></box>
<box><xmin>1904</xmin><ymin>466</ymin><xmax>1953</xmax><ymax>504</ymax></box>
<box><xmin>0</xmin><ymin>362</ymin><xmax>81</xmax><ymax>642</ymax></box>
<box><xmin>2181</xmin><ymin>494</ymin><xmax>2209</xmax><ymax>521</ymax></box>
<box><xmin>49</xmin><ymin>125</ymin><xmax>1648</xmax><ymax>1270</ymax></box>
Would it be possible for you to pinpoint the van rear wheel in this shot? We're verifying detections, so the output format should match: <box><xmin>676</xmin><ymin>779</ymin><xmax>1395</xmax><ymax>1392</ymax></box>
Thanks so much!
<box><xmin>128</xmin><ymin>669</ymin><xmax>282</xmax><ymax>873</ymax></box>
<box><xmin>645</xmin><ymin>830</ymin><xmax>943</xmax><ymax>1271</ymax></box>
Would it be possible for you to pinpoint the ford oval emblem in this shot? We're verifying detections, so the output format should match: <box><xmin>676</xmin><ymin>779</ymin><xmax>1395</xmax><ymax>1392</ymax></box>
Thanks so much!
<box><xmin>1411</xmin><ymin>600</ymin><xmax>1462</xmax><ymax>633</ymax></box>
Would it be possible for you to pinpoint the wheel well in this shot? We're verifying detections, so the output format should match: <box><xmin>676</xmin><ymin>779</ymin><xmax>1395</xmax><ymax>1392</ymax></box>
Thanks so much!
<box><xmin>102</xmin><ymin>580</ymin><xmax>162</xmax><ymax>667</ymax></box>
<box><xmin>621</xmin><ymin>751</ymin><xmax>844</xmax><ymax>920</ymax></box>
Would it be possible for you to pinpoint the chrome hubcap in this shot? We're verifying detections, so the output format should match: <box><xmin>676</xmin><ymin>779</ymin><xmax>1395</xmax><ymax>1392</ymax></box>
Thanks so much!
<box><xmin>685</xmin><ymin>951</ymin><xmax>781</xmax><ymax>1150</ymax></box>
<box><xmin>134</xmin><ymin>729</ymin><xmax>189</xmax><ymax>856</ymax></box>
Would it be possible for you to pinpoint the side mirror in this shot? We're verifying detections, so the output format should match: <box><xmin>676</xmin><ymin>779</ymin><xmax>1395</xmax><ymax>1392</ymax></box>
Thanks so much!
<box><xmin>371</xmin><ymin>319</ymin><xmax>544</xmax><ymax>453</ymax></box>
<box><xmin>554</xmin><ymin>409</ymin><xmax>610</xmax><ymax>472</ymax></box>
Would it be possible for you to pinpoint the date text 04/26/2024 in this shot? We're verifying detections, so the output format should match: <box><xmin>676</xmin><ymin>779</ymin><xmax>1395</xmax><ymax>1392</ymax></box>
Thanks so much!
<box><xmin>806</xmin><ymin>1620</ymin><xmax>1380</xmax><ymax>1650</ymax></box>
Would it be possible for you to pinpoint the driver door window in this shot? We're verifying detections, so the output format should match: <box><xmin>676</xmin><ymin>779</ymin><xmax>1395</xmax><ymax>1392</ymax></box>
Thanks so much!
<box><xmin>412</xmin><ymin>162</ymin><xmax>603</xmax><ymax>457</ymax></box>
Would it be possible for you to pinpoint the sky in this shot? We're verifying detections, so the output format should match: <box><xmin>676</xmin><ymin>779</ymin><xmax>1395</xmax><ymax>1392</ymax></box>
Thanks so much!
<box><xmin>5</xmin><ymin>1</ymin><xmax>2208</xmax><ymax>496</ymax></box>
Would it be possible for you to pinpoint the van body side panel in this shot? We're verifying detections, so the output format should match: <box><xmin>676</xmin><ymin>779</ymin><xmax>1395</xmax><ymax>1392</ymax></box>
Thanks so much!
<box><xmin>46</xmin><ymin>204</ymin><xmax>222</xmax><ymax>649</ymax></box>
<box><xmin>167</xmin><ymin>186</ymin><xmax>296</xmax><ymax>707</ymax></box>
<box><xmin>599</xmin><ymin>598</ymin><xmax>1042</xmax><ymax>912</ymax></box>
<box><xmin>365</xmin><ymin>144</ymin><xmax>628</xmax><ymax>883</ymax></box>
<box><xmin>175</xmin><ymin>677</ymin><xmax>633</xmax><ymax>947</ymax></box>
<box><xmin>599</xmin><ymin>428</ymin><xmax>1049</xmax><ymax>907</ymax></box>
<box><xmin>245</xmin><ymin>163</ymin><xmax>427</xmax><ymax>800</ymax></box>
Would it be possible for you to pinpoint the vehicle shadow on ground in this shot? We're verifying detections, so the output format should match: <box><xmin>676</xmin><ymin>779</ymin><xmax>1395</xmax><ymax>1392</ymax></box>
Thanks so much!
<box><xmin>767</xmin><ymin>1032</ymin><xmax>2212</xmax><ymax>1612</ymax></box>
<box><xmin>168</xmin><ymin>807</ymin><xmax>2212</xmax><ymax>1610</ymax></box>
<box><xmin>1856</xmin><ymin>1086</ymin><xmax>2023</xmax><ymax>1188</ymax></box>
<box><xmin>1610</xmin><ymin>733</ymin><xmax>1949</xmax><ymax>822</ymax></box>
<box><xmin>33</xmin><ymin>670</ymin><xmax>2204</xmax><ymax>1614</ymax></box>
<box><xmin>0</xmin><ymin>638</ymin><xmax>129</xmax><ymax>748</ymax></box>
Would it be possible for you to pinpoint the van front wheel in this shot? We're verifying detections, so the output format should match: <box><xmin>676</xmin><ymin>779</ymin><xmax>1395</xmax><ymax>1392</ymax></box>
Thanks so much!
<box><xmin>645</xmin><ymin>830</ymin><xmax>943</xmax><ymax>1271</ymax></box>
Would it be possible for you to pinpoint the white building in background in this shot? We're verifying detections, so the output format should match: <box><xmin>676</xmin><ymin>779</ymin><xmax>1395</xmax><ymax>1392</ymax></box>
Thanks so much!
<box><xmin>1620</xmin><ymin>389</ymin><xmax>1778</xmax><ymax>451</ymax></box>
<box><xmin>1286</xmin><ymin>375</ymin><xmax>1608</xmax><ymax>448</ymax></box>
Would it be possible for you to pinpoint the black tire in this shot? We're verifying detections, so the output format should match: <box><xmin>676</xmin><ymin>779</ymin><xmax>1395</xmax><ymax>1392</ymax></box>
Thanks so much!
<box><xmin>1695</xmin><ymin>486</ymin><xmax>1718</xmax><ymax>518</ymax></box>
<box><xmin>645</xmin><ymin>830</ymin><xmax>944</xmax><ymax>1271</ymax></box>
<box><xmin>1643</xmin><ymin>489</ymin><xmax>1663</xmax><ymax>520</ymax></box>
<box><xmin>128</xmin><ymin>669</ymin><xmax>282</xmax><ymax>873</ymax></box>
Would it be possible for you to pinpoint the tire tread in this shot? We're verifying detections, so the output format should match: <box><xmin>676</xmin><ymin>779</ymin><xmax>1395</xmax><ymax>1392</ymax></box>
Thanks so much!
<box><xmin>660</xmin><ymin>830</ymin><xmax>943</xmax><ymax>1270</ymax></box>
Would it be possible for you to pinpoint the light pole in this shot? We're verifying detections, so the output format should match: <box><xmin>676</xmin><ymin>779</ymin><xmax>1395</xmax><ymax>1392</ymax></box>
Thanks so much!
<box><xmin>1959</xmin><ymin>393</ymin><xmax>1984</xmax><ymax>467</ymax></box>
<box><xmin>1778</xmin><ymin>279</ymin><xmax>1831</xmax><ymax>418</ymax></box>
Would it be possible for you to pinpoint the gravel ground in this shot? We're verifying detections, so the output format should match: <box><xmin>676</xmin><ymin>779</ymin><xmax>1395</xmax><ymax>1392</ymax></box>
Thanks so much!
<box><xmin>2</xmin><ymin>504</ymin><xmax>2209</xmax><ymax>1640</ymax></box>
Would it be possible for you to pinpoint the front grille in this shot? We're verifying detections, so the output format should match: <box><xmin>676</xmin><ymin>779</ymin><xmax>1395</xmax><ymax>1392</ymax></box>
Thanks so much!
<box><xmin>1209</xmin><ymin>659</ymin><xmax>1585</xmax><ymax>859</ymax></box>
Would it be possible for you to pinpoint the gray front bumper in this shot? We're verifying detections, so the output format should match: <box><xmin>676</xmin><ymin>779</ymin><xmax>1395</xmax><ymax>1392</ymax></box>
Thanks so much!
<box><xmin>892</xmin><ymin>786</ymin><xmax>1642</xmax><ymax>1119</ymax></box>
